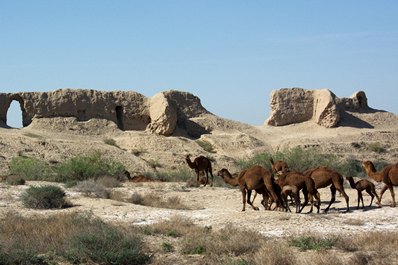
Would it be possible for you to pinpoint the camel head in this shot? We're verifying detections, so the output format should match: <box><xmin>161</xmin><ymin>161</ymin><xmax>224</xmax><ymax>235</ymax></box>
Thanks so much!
<box><xmin>217</xmin><ymin>168</ymin><xmax>230</xmax><ymax>178</ymax></box>
<box><xmin>361</xmin><ymin>160</ymin><xmax>375</xmax><ymax>171</ymax></box>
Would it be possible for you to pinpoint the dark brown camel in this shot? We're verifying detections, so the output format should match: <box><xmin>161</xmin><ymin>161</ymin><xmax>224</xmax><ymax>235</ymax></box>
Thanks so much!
<box><xmin>345</xmin><ymin>176</ymin><xmax>380</xmax><ymax>209</ymax></box>
<box><xmin>270</xmin><ymin>158</ymin><xmax>289</xmax><ymax>173</ymax></box>
<box><xmin>185</xmin><ymin>154</ymin><xmax>214</xmax><ymax>187</ymax></box>
<box><xmin>275</xmin><ymin>171</ymin><xmax>320</xmax><ymax>213</ymax></box>
<box><xmin>304</xmin><ymin>167</ymin><xmax>350</xmax><ymax>213</ymax></box>
<box><xmin>361</xmin><ymin>160</ymin><xmax>398</xmax><ymax>207</ymax></box>
<box><xmin>217</xmin><ymin>166</ymin><xmax>282</xmax><ymax>211</ymax></box>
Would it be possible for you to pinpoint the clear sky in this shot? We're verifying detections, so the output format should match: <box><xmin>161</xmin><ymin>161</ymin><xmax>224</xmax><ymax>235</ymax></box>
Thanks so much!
<box><xmin>1</xmin><ymin>1</ymin><xmax>397</xmax><ymax>127</ymax></box>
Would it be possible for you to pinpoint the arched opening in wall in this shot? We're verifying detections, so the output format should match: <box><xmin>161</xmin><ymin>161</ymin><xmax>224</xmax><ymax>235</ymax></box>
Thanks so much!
<box><xmin>115</xmin><ymin>106</ymin><xmax>124</xmax><ymax>130</ymax></box>
<box><xmin>7</xmin><ymin>100</ymin><xmax>23</xmax><ymax>128</ymax></box>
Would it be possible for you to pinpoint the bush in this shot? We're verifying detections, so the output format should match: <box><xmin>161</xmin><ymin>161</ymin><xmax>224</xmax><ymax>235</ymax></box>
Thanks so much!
<box><xmin>5</xmin><ymin>175</ymin><xmax>25</xmax><ymax>185</ymax></box>
<box><xmin>56</xmin><ymin>151</ymin><xmax>125</xmax><ymax>182</ymax></box>
<box><xmin>74</xmin><ymin>179</ymin><xmax>110</xmax><ymax>199</ymax></box>
<box><xmin>196</xmin><ymin>140</ymin><xmax>216</xmax><ymax>153</ymax></box>
<box><xmin>103</xmin><ymin>138</ymin><xmax>119</xmax><ymax>148</ymax></box>
<box><xmin>290</xmin><ymin>235</ymin><xmax>336</xmax><ymax>251</ymax></box>
<box><xmin>368</xmin><ymin>142</ymin><xmax>385</xmax><ymax>153</ymax></box>
<box><xmin>21</xmin><ymin>185</ymin><xmax>69</xmax><ymax>209</ymax></box>
<box><xmin>96</xmin><ymin>176</ymin><xmax>122</xmax><ymax>188</ymax></box>
<box><xmin>236</xmin><ymin>146</ymin><xmax>362</xmax><ymax>177</ymax></box>
<box><xmin>0</xmin><ymin>213</ymin><xmax>150</xmax><ymax>265</ymax></box>
<box><xmin>157</xmin><ymin>167</ymin><xmax>195</xmax><ymax>182</ymax></box>
<box><xmin>9</xmin><ymin>156</ymin><xmax>55</xmax><ymax>181</ymax></box>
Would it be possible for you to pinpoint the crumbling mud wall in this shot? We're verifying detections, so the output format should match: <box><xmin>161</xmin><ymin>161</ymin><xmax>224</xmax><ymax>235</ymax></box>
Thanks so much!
<box><xmin>265</xmin><ymin>88</ymin><xmax>369</xmax><ymax>128</ymax></box>
<box><xmin>0</xmin><ymin>89</ymin><xmax>210</xmax><ymax>136</ymax></box>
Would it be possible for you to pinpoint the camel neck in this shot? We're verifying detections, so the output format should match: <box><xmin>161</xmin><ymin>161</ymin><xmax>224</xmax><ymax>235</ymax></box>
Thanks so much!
<box><xmin>347</xmin><ymin>178</ymin><xmax>356</xmax><ymax>189</ymax></box>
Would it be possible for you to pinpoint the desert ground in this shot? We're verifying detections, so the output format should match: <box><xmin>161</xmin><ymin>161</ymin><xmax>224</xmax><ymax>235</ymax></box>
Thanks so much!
<box><xmin>1</xmin><ymin>179</ymin><xmax>397</xmax><ymax>238</ymax></box>
<box><xmin>0</xmin><ymin>106</ymin><xmax>398</xmax><ymax>264</ymax></box>
<box><xmin>0</xmin><ymin>110</ymin><xmax>397</xmax><ymax>229</ymax></box>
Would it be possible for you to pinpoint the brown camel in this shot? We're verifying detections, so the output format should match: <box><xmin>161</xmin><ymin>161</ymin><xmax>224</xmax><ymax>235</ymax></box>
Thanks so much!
<box><xmin>270</xmin><ymin>158</ymin><xmax>289</xmax><ymax>173</ymax></box>
<box><xmin>217</xmin><ymin>166</ymin><xmax>282</xmax><ymax>211</ymax></box>
<box><xmin>217</xmin><ymin>168</ymin><xmax>268</xmax><ymax>210</ymax></box>
<box><xmin>281</xmin><ymin>185</ymin><xmax>300</xmax><ymax>213</ymax></box>
<box><xmin>361</xmin><ymin>160</ymin><xmax>398</xmax><ymax>207</ymax></box>
<box><xmin>185</xmin><ymin>154</ymin><xmax>214</xmax><ymax>187</ymax></box>
<box><xmin>345</xmin><ymin>176</ymin><xmax>380</xmax><ymax>209</ymax></box>
<box><xmin>275</xmin><ymin>171</ymin><xmax>320</xmax><ymax>213</ymax></box>
<box><xmin>304</xmin><ymin>167</ymin><xmax>349</xmax><ymax>213</ymax></box>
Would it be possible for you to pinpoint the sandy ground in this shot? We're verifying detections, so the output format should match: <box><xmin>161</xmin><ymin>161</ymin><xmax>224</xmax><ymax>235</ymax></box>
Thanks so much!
<box><xmin>1</xmin><ymin>180</ymin><xmax>397</xmax><ymax>238</ymax></box>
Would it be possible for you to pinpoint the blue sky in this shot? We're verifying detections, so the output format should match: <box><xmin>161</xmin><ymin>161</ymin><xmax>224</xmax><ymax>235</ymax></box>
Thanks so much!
<box><xmin>1</xmin><ymin>1</ymin><xmax>397</xmax><ymax>127</ymax></box>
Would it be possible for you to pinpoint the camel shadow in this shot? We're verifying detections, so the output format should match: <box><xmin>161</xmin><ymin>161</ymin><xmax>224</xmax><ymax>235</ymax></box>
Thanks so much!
<box><xmin>357</xmin><ymin>205</ymin><xmax>381</xmax><ymax>212</ymax></box>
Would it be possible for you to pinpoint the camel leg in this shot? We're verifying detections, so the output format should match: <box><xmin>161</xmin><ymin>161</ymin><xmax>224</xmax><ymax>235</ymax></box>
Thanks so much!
<box><xmin>247</xmin><ymin>190</ymin><xmax>259</xmax><ymax>211</ymax></box>
<box><xmin>389</xmin><ymin>185</ymin><xmax>396</xmax><ymax>207</ymax></box>
<box><xmin>314</xmin><ymin>191</ymin><xmax>321</xmax><ymax>214</ymax></box>
<box><xmin>261</xmin><ymin>193</ymin><xmax>269</xmax><ymax>210</ymax></box>
<box><xmin>358</xmin><ymin>191</ymin><xmax>364</xmax><ymax>209</ymax></box>
<box><xmin>209</xmin><ymin>170</ymin><xmax>214</xmax><ymax>187</ymax></box>
<box><xmin>241</xmin><ymin>188</ymin><xmax>247</xmax><ymax>211</ymax></box>
<box><xmin>299</xmin><ymin>189</ymin><xmax>309</xmax><ymax>213</ymax></box>
<box><xmin>378</xmin><ymin>184</ymin><xmax>389</xmax><ymax>206</ymax></box>
<box><xmin>365</xmin><ymin>188</ymin><xmax>374</xmax><ymax>207</ymax></box>
<box><xmin>338</xmin><ymin>188</ymin><xmax>350</xmax><ymax>212</ymax></box>
<box><xmin>282</xmin><ymin>194</ymin><xmax>291</xmax><ymax>212</ymax></box>
<box><xmin>324</xmin><ymin>186</ymin><xmax>336</xmax><ymax>213</ymax></box>
<box><xmin>307</xmin><ymin>194</ymin><xmax>314</xmax><ymax>214</ymax></box>
<box><xmin>373</xmin><ymin>188</ymin><xmax>380</xmax><ymax>207</ymax></box>
<box><xmin>203</xmin><ymin>171</ymin><xmax>209</xmax><ymax>187</ymax></box>
<box><xmin>296</xmin><ymin>194</ymin><xmax>301</xmax><ymax>213</ymax></box>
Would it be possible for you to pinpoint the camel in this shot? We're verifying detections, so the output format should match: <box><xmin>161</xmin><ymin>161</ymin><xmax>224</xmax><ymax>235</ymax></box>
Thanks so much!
<box><xmin>275</xmin><ymin>171</ymin><xmax>320</xmax><ymax>213</ymax></box>
<box><xmin>185</xmin><ymin>154</ymin><xmax>214</xmax><ymax>187</ymax></box>
<box><xmin>280</xmin><ymin>185</ymin><xmax>300</xmax><ymax>213</ymax></box>
<box><xmin>345</xmin><ymin>176</ymin><xmax>380</xmax><ymax>209</ymax></box>
<box><xmin>304</xmin><ymin>167</ymin><xmax>349</xmax><ymax>213</ymax></box>
<box><xmin>217</xmin><ymin>168</ymin><xmax>268</xmax><ymax>209</ymax></box>
<box><xmin>217</xmin><ymin>166</ymin><xmax>282</xmax><ymax>211</ymax></box>
<box><xmin>270</xmin><ymin>158</ymin><xmax>289</xmax><ymax>174</ymax></box>
<box><xmin>361</xmin><ymin>160</ymin><xmax>398</xmax><ymax>207</ymax></box>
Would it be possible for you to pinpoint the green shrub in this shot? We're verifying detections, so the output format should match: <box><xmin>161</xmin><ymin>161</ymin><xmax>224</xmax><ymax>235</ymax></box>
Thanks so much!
<box><xmin>162</xmin><ymin>242</ymin><xmax>174</xmax><ymax>252</ymax></box>
<box><xmin>158</xmin><ymin>167</ymin><xmax>194</xmax><ymax>182</ymax></box>
<box><xmin>5</xmin><ymin>175</ymin><xmax>25</xmax><ymax>185</ymax></box>
<box><xmin>9</xmin><ymin>156</ymin><xmax>55</xmax><ymax>181</ymax></box>
<box><xmin>291</xmin><ymin>235</ymin><xmax>336</xmax><ymax>251</ymax></box>
<box><xmin>21</xmin><ymin>185</ymin><xmax>69</xmax><ymax>209</ymax></box>
<box><xmin>103</xmin><ymin>138</ymin><xmax>119</xmax><ymax>148</ymax></box>
<box><xmin>196</xmin><ymin>140</ymin><xmax>216</xmax><ymax>153</ymax></box>
<box><xmin>368</xmin><ymin>142</ymin><xmax>385</xmax><ymax>153</ymax></box>
<box><xmin>56</xmin><ymin>151</ymin><xmax>125</xmax><ymax>182</ymax></box>
<box><xmin>236</xmin><ymin>146</ymin><xmax>362</xmax><ymax>177</ymax></box>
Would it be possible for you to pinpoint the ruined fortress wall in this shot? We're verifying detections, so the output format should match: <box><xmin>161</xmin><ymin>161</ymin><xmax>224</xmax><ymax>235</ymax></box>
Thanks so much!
<box><xmin>1</xmin><ymin>89</ymin><xmax>149</xmax><ymax>130</ymax></box>
<box><xmin>0</xmin><ymin>88</ymin><xmax>210</xmax><ymax>136</ymax></box>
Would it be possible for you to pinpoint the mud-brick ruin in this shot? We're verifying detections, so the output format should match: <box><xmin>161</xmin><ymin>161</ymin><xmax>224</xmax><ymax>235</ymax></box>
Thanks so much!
<box><xmin>0</xmin><ymin>87</ymin><xmax>370</xmax><ymax>133</ymax></box>
<box><xmin>0</xmin><ymin>89</ymin><xmax>210</xmax><ymax>136</ymax></box>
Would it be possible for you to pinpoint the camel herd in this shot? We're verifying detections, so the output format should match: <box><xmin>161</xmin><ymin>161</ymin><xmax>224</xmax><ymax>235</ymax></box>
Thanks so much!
<box><xmin>185</xmin><ymin>155</ymin><xmax>398</xmax><ymax>213</ymax></box>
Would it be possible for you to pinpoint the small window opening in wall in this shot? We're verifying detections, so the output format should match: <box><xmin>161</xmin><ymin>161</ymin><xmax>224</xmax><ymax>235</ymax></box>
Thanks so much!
<box><xmin>77</xmin><ymin>110</ymin><xmax>87</xmax><ymax>121</ymax></box>
<box><xmin>7</xmin><ymin>100</ymin><xmax>23</xmax><ymax>128</ymax></box>
<box><xmin>115</xmin><ymin>106</ymin><xmax>124</xmax><ymax>130</ymax></box>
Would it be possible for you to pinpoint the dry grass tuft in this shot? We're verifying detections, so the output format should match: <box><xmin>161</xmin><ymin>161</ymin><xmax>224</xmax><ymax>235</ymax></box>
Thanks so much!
<box><xmin>74</xmin><ymin>179</ymin><xmax>110</xmax><ymax>199</ymax></box>
<box><xmin>128</xmin><ymin>192</ymin><xmax>190</xmax><ymax>210</ymax></box>
<box><xmin>96</xmin><ymin>175</ymin><xmax>122</xmax><ymax>188</ymax></box>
